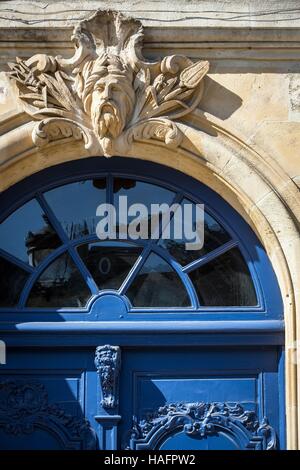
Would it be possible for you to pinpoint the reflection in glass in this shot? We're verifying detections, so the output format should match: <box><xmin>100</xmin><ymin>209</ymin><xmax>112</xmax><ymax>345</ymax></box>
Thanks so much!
<box><xmin>126</xmin><ymin>252</ymin><xmax>190</xmax><ymax>307</ymax></box>
<box><xmin>113</xmin><ymin>178</ymin><xmax>175</xmax><ymax>239</ymax></box>
<box><xmin>44</xmin><ymin>179</ymin><xmax>106</xmax><ymax>240</ymax></box>
<box><xmin>159</xmin><ymin>199</ymin><xmax>231</xmax><ymax>266</ymax></box>
<box><xmin>0</xmin><ymin>256</ymin><xmax>30</xmax><ymax>307</ymax></box>
<box><xmin>0</xmin><ymin>199</ymin><xmax>61</xmax><ymax>266</ymax></box>
<box><xmin>26</xmin><ymin>252</ymin><xmax>91</xmax><ymax>308</ymax></box>
<box><xmin>78</xmin><ymin>241</ymin><xmax>142</xmax><ymax>290</ymax></box>
<box><xmin>189</xmin><ymin>248</ymin><xmax>257</xmax><ymax>306</ymax></box>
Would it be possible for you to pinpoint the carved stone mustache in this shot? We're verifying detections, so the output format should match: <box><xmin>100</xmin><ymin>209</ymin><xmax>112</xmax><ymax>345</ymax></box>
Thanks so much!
<box><xmin>99</xmin><ymin>100</ymin><xmax>118</xmax><ymax>116</ymax></box>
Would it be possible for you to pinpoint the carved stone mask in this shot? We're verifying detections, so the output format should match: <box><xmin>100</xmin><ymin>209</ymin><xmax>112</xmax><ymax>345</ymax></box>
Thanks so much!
<box><xmin>78</xmin><ymin>53</ymin><xmax>136</xmax><ymax>155</ymax></box>
<box><xmin>90</xmin><ymin>72</ymin><xmax>135</xmax><ymax>151</ymax></box>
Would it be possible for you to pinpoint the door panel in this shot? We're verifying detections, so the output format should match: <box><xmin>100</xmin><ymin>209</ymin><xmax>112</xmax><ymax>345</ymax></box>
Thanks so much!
<box><xmin>0</xmin><ymin>350</ymin><xmax>98</xmax><ymax>450</ymax></box>
<box><xmin>0</xmin><ymin>346</ymin><xmax>282</xmax><ymax>450</ymax></box>
<box><xmin>120</xmin><ymin>347</ymin><xmax>280</xmax><ymax>450</ymax></box>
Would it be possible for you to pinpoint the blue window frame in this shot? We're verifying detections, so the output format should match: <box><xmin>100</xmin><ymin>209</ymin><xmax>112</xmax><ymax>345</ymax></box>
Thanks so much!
<box><xmin>0</xmin><ymin>157</ymin><xmax>283</xmax><ymax>322</ymax></box>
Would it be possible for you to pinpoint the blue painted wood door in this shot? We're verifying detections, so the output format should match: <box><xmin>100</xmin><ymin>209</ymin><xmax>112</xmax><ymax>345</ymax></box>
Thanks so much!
<box><xmin>0</xmin><ymin>158</ymin><xmax>285</xmax><ymax>450</ymax></box>
<box><xmin>0</xmin><ymin>350</ymin><xmax>98</xmax><ymax>450</ymax></box>
<box><xmin>119</xmin><ymin>347</ymin><xmax>282</xmax><ymax>450</ymax></box>
<box><xmin>0</xmin><ymin>345</ymin><xmax>283</xmax><ymax>450</ymax></box>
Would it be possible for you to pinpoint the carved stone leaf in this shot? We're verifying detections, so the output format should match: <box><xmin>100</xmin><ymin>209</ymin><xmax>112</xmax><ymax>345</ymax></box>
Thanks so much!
<box><xmin>32</xmin><ymin>118</ymin><xmax>93</xmax><ymax>149</ymax></box>
<box><xmin>179</xmin><ymin>61</ymin><xmax>209</xmax><ymax>88</ymax></box>
<box><xmin>123</xmin><ymin>118</ymin><xmax>183</xmax><ymax>150</ymax></box>
<box><xmin>135</xmin><ymin>60</ymin><xmax>209</xmax><ymax>122</ymax></box>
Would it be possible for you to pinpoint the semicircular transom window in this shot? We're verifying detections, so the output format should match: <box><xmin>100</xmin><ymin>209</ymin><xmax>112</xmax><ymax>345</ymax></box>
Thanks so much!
<box><xmin>0</xmin><ymin>175</ymin><xmax>259</xmax><ymax>313</ymax></box>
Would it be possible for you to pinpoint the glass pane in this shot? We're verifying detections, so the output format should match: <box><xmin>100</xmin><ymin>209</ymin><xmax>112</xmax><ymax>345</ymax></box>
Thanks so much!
<box><xmin>126</xmin><ymin>252</ymin><xmax>190</xmax><ymax>307</ymax></box>
<box><xmin>0</xmin><ymin>199</ymin><xmax>61</xmax><ymax>266</ymax></box>
<box><xmin>26</xmin><ymin>252</ymin><xmax>91</xmax><ymax>308</ymax></box>
<box><xmin>77</xmin><ymin>241</ymin><xmax>142</xmax><ymax>290</ymax></box>
<box><xmin>159</xmin><ymin>199</ymin><xmax>230</xmax><ymax>266</ymax></box>
<box><xmin>189</xmin><ymin>248</ymin><xmax>257</xmax><ymax>306</ymax></box>
<box><xmin>0</xmin><ymin>257</ymin><xmax>29</xmax><ymax>307</ymax></box>
<box><xmin>113</xmin><ymin>178</ymin><xmax>175</xmax><ymax>239</ymax></box>
<box><xmin>44</xmin><ymin>179</ymin><xmax>106</xmax><ymax>240</ymax></box>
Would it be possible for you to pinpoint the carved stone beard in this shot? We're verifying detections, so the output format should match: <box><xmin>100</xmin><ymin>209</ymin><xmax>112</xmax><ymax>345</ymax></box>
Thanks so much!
<box><xmin>91</xmin><ymin>91</ymin><xmax>133</xmax><ymax>156</ymax></box>
<box><xmin>94</xmin><ymin>101</ymin><xmax>122</xmax><ymax>140</ymax></box>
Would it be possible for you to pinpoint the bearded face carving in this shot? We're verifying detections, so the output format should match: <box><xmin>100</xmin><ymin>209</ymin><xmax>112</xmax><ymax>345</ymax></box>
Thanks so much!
<box><xmin>78</xmin><ymin>54</ymin><xmax>136</xmax><ymax>156</ymax></box>
<box><xmin>7</xmin><ymin>10</ymin><xmax>209</xmax><ymax>157</ymax></box>
<box><xmin>88</xmin><ymin>69</ymin><xmax>135</xmax><ymax>155</ymax></box>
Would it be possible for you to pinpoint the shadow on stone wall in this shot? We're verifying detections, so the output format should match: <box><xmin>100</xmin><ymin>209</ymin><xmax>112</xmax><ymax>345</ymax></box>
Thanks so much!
<box><xmin>201</xmin><ymin>77</ymin><xmax>243</xmax><ymax>120</ymax></box>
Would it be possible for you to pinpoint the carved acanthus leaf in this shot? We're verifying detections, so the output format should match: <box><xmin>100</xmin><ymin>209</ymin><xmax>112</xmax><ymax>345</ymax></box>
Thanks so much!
<box><xmin>32</xmin><ymin>118</ymin><xmax>93</xmax><ymax>149</ymax></box>
<box><xmin>7</xmin><ymin>10</ymin><xmax>209</xmax><ymax>157</ymax></box>
<box><xmin>123</xmin><ymin>118</ymin><xmax>183</xmax><ymax>151</ymax></box>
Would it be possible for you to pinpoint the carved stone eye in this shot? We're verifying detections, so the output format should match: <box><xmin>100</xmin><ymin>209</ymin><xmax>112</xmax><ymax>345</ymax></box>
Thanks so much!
<box><xmin>110</xmin><ymin>84</ymin><xmax>120</xmax><ymax>92</ymax></box>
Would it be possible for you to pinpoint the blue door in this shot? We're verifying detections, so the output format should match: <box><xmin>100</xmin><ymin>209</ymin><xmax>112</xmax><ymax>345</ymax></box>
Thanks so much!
<box><xmin>120</xmin><ymin>348</ymin><xmax>280</xmax><ymax>450</ymax></box>
<box><xmin>0</xmin><ymin>158</ymin><xmax>284</xmax><ymax>450</ymax></box>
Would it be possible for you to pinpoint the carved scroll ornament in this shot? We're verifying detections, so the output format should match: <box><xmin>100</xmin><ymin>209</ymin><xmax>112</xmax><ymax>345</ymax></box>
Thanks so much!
<box><xmin>8</xmin><ymin>10</ymin><xmax>209</xmax><ymax>157</ymax></box>
<box><xmin>125</xmin><ymin>402</ymin><xmax>276</xmax><ymax>450</ymax></box>
<box><xmin>0</xmin><ymin>380</ymin><xmax>97</xmax><ymax>449</ymax></box>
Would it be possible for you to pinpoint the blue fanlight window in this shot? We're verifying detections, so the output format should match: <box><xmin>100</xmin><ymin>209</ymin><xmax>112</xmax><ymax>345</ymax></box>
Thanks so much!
<box><xmin>0</xmin><ymin>158</ymin><xmax>282</xmax><ymax>320</ymax></box>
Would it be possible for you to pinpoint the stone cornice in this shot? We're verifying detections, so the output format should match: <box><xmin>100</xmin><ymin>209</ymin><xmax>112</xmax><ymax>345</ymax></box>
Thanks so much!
<box><xmin>1</xmin><ymin>26</ymin><xmax>300</xmax><ymax>43</ymax></box>
<box><xmin>0</xmin><ymin>27</ymin><xmax>299</xmax><ymax>69</ymax></box>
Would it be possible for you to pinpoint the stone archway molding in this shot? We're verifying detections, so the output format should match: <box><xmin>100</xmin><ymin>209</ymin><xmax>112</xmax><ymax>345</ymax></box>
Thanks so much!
<box><xmin>0</xmin><ymin>9</ymin><xmax>299</xmax><ymax>450</ymax></box>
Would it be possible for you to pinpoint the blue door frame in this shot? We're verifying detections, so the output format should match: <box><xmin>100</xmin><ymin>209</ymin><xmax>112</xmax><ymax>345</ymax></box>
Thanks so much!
<box><xmin>0</xmin><ymin>157</ymin><xmax>285</xmax><ymax>449</ymax></box>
